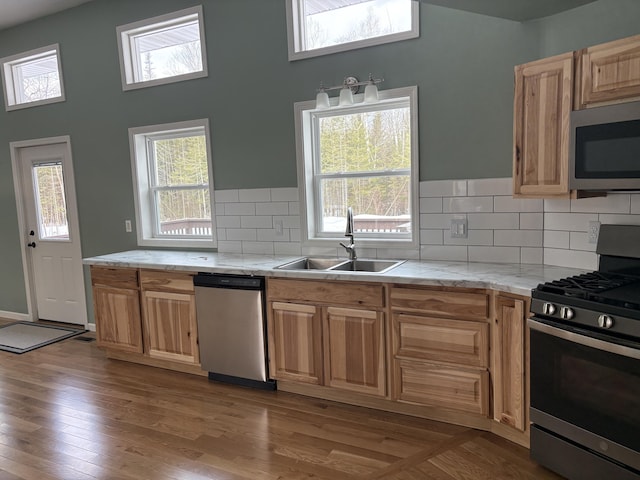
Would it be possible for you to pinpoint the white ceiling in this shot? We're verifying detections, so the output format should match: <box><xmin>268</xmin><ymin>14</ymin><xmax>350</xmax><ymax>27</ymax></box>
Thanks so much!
<box><xmin>0</xmin><ymin>0</ymin><xmax>600</xmax><ymax>32</ymax></box>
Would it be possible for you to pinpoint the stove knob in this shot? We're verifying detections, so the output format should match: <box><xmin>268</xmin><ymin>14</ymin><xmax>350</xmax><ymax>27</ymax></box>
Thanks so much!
<box><xmin>543</xmin><ymin>303</ymin><xmax>556</xmax><ymax>315</ymax></box>
<box><xmin>598</xmin><ymin>314</ymin><xmax>614</xmax><ymax>329</ymax></box>
<box><xmin>560</xmin><ymin>307</ymin><xmax>575</xmax><ymax>320</ymax></box>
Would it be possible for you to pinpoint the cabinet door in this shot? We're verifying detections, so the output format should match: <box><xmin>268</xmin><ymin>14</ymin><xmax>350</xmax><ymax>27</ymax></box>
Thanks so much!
<box><xmin>492</xmin><ymin>295</ymin><xmax>527</xmax><ymax>432</ymax></box>
<box><xmin>142</xmin><ymin>290</ymin><xmax>199</xmax><ymax>364</ymax></box>
<box><xmin>324</xmin><ymin>307</ymin><xmax>385</xmax><ymax>397</ymax></box>
<box><xmin>93</xmin><ymin>286</ymin><xmax>143</xmax><ymax>353</ymax></box>
<box><xmin>577</xmin><ymin>34</ymin><xmax>640</xmax><ymax>108</ymax></box>
<box><xmin>268</xmin><ymin>302</ymin><xmax>323</xmax><ymax>385</ymax></box>
<box><xmin>513</xmin><ymin>53</ymin><xmax>573</xmax><ymax>197</ymax></box>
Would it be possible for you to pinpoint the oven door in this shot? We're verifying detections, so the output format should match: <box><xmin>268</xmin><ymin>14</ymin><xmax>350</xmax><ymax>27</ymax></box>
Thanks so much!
<box><xmin>529</xmin><ymin>318</ymin><xmax>640</xmax><ymax>472</ymax></box>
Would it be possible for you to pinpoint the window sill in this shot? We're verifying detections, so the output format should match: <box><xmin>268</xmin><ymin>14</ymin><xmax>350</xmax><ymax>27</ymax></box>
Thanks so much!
<box><xmin>138</xmin><ymin>237</ymin><xmax>217</xmax><ymax>249</ymax></box>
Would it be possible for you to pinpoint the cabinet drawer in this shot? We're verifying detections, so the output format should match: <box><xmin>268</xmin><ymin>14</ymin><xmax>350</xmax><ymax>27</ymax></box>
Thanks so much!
<box><xmin>140</xmin><ymin>270</ymin><xmax>195</xmax><ymax>293</ymax></box>
<box><xmin>91</xmin><ymin>266</ymin><xmax>139</xmax><ymax>289</ymax></box>
<box><xmin>267</xmin><ymin>278</ymin><xmax>384</xmax><ymax>308</ymax></box>
<box><xmin>394</xmin><ymin>359</ymin><xmax>489</xmax><ymax>416</ymax></box>
<box><xmin>392</xmin><ymin>313</ymin><xmax>489</xmax><ymax>368</ymax></box>
<box><xmin>390</xmin><ymin>286</ymin><xmax>488</xmax><ymax>320</ymax></box>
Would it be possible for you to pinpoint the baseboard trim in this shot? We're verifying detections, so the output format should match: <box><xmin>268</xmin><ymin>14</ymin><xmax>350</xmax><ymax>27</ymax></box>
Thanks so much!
<box><xmin>0</xmin><ymin>310</ymin><xmax>31</xmax><ymax>322</ymax></box>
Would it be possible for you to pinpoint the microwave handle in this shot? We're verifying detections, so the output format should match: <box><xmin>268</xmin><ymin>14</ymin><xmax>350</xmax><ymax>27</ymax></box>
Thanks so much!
<box><xmin>528</xmin><ymin>318</ymin><xmax>640</xmax><ymax>360</ymax></box>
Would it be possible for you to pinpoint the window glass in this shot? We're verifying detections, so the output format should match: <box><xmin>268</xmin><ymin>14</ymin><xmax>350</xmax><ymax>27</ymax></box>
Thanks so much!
<box><xmin>117</xmin><ymin>6</ymin><xmax>207</xmax><ymax>90</ymax></box>
<box><xmin>287</xmin><ymin>0</ymin><xmax>418</xmax><ymax>60</ymax></box>
<box><xmin>1</xmin><ymin>44</ymin><xmax>65</xmax><ymax>110</ymax></box>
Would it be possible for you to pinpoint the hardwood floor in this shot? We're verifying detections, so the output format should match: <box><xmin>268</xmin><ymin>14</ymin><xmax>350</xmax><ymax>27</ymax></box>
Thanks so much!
<box><xmin>0</xmin><ymin>325</ymin><xmax>564</xmax><ymax>480</ymax></box>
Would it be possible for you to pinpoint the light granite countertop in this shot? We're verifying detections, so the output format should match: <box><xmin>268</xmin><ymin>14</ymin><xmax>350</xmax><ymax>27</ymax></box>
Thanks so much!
<box><xmin>83</xmin><ymin>250</ymin><xmax>587</xmax><ymax>296</ymax></box>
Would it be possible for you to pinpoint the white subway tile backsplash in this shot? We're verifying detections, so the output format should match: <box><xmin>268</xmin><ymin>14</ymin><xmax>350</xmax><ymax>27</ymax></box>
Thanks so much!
<box><xmin>216</xmin><ymin>215</ymin><xmax>241</xmax><ymax>228</ymax></box>
<box><xmin>494</xmin><ymin>196</ymin><xmax>543</xmax><ymax>213</ymax></box>
<box><xmin>239</xmin><ymin>188</ymin><xmax>271</xmax><ymax>203</ymax></box>
<box><xmin>544</xmin><ymin>212</ymin><xmax>597</xmax><ymax>231</ymax></box>
<box><xmin>420</xmin><ymin>245</ymin><xmax>468</xmax><ymax>262</ymax></box>
<box><xmin>420</xmin><ymin>229</ymin><xmax>444</xmax><ymax>245</ymax></box>
<box><xmin>598</xmin><ymin>213</ymin><xmax>640</xmax><ymax>226</ymax></box>
<box><xmin>570</xmin><ymin>194</ymin><xmax>630</xmax><ymax>214</ymax></box>
<box><xmin>241</xmin><ymin>216</ymin><xmax>273</xmax><ymax>229</ymax></box>
<box><xmin>569</xmin><ymin>232</ymin><xmax>597</xmax><ymax>252</ymax></box>
<box><xmin>271</xmin><ymin>187</ymin><xmax>299</xmax><ymax>202</ymax></box>
<box><xmin>467</xmin><ymin>178</ymin><xmax>512</xmax><ymax>196</ymax></box>
<box><xmin>420</xmin><ymin>213</ymin><xmax>460</xmax><ymax>230</ymax></box>
<box><xmin>420</xmin><ymin>179</ymin><xmax>467</xmax><ymax>198</ymax></box>
<box><xmin>544</xmin><ymin>230</ymin><xmax>570</xmax><ymax>249</ymax></box>
<box><xmin>374</xmin><ymin>248</ymin><xmax>421</xmax><ymax>260</ymax></box>
<box><xmin>256</xmin><ymin>202</ymin><xmax>290</xmax><ymax>215</ymax></box>
<box><xmin>443</xmin><ymin>196</ymin><xmax>493</xmax><ymax>213</ymax></box>
<box><xmin>257</xmin><ymin>229</ymin><xmax>290</xmax><ymax>242</ymax></box>
<box><xmin>214</xmin><ymin>189</ymin><xmax>239</xmax><ymax>203</ymax></box>
<box><xmin>631</xmin><ymin>195</ymin><xmax>640</xmax><ymax>214</ymax></box>
<box><xmin>225</xmin><ymin>228</ymin><xmax>257</xmax><ymax>241</ymax></box>
<box><xmin>469</xmin><ymin>246</ymin><xmax>520</xmax><ymax>264</ymax></box>
<box><xmin>242</xmin><ymin>242</ymin><xmax>275</xmax><ymax>255</ymax></box>
<box><xmin>544</xmin><ymin>248</ymin><xmax>597</xmax><ymax>270</ymax></box>
<box><xmin>301</xmin><ymin>246</ymin><xmax>341</xmax><ymax>257</ymax></box>
<box><xmin>520</xmin><ymin>213</ymin><xmax>543</xmax><ymax>230</ymax></box>
<box><xmin>216</xmin><ymin>228</ymin><xmax>227</xmax><ymax>241</ymax></box>
<box><xmin>223</xmin><ymin>202</ymin><xmax>256</xmax><ymax>216</ymax></box>
<box><xmin>274</xmin><ymin>243</ymin><xmax>302</xmax><ymax>255</ymax></box>
<box><xmin>217</xmin><ymin>240</ymin><xmax>243</xmax><ymax>253</ymax></box>
<box><xmin>289</xmin><ymin>202</ymin><xmax>300</xmax><ymax>215</ymax></box>
<box><xmin>544</xmin><ymin>199</ymin><xmax>571</xmax><ymax>212</ymax></box>
<box><xmin>444</xmin><ymin>230</ymin><xmax>493</xmax><ymax>246</ymax></box>
<box><xmin>274</xmin><ymin>215</ymin><xmax>300</xmax><ymax>228</ymax></box>
<box><xmin>290</xmin><ymin>229</ymin><xmax>301</xmax><ymax>242</ymax></box>
<box><xmin>521</xmin><ymin>248</ymin><xmax>543</xmax><ymax>264</ymax></box>
<box><xmin>468</xmin><ymin>213</ymin><xmax>520</xmax><ymax>230</ymax></box>
<box><xmin>494</xmin><ymin>230</ymin><xmax>542</xmax><ymax>247</ymax></box>
<box><xmin>419</xmin><ymin>197</ymin><xmax>443</xmax><ymax>213</ymax></box>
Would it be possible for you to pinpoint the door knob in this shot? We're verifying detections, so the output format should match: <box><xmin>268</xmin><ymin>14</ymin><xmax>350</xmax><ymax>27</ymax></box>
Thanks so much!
<box><xmin>29</xmin><ymin>230</ymin><xmax>35</xmax><ymax>236</ymax></box>
<box><xmin>27</xmin><ymin>242</ymin><xmax>36</xmax><ymax>248</ymax></box>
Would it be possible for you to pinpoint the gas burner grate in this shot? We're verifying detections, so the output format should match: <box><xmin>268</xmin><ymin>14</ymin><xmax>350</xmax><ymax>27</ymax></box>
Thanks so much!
<box><xmin>538</xmin><ymin>271</ymin><xmax>640</xmax><ymax>299</ymax></box>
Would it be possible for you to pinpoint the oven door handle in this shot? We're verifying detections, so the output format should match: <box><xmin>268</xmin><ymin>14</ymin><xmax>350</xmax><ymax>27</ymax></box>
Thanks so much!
<box><xmin>528</xmin><ymin>318</ymin><xmax>640</xmax><ymax>360</ymax></box>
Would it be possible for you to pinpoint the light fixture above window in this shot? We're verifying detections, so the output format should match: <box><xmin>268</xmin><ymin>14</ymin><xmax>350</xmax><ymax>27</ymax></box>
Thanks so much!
<box><xmin>315</xmin><ymin>74</ymin><xmax>384</xmax><ymax>109</ymax></box>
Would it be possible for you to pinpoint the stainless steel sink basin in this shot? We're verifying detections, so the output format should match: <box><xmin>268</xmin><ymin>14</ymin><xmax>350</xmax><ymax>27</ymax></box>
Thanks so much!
<box><xmin>328</xmin><ymin>259</ymin><xmax>405</xmax><ymax>273</ymax></box>
<box><xmin>275</xmin><ymin>257</ymin><xmax>346</xmax><ymax>270</ymax></box>
<box><xmin>275</xmin><ymin>257</ymin><xmax>405</xmax><ymax>274</ymax></box>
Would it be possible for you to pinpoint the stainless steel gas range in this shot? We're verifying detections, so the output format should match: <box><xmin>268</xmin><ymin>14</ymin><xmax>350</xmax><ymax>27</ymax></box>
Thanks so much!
<box><xmin>529</xmin><ymin>224</ymin><xmax>640</xmax><ymax>480</ymax></box>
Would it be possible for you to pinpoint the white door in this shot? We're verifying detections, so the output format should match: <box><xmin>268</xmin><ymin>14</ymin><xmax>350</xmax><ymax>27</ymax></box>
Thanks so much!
<box><xmin>14</xmin><ymin>140</ymin><xmax>87</xmax><ymax>325</ymax></box>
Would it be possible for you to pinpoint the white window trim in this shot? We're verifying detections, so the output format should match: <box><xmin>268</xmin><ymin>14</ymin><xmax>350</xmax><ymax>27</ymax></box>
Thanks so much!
<box><xmin>285</xmin><ymin>0</ymin><xmax>419</xmax><ymax>61</ymax></box>
<box><xmin>129</xmin><ymin>118</ymin><xmax>217</xmax><ymax>248</ymax></box>
<box><xmin>294</xmin><ymin>85</ymin><xmax>419</xmax><ymax>249</ymax></box>
<box><xmin>1</xmin><ymin>44</ymin><xmax>65</xmax><ymax>111</ymax></box>
<box><xmin>116</xmin><ymin>5</ymin><xmax>208</xmax><ymax>91</ymax></box>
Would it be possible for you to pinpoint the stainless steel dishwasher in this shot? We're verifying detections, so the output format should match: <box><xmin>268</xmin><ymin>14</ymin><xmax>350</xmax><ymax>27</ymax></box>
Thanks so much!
<box><xmin>193</xmin><ymin>273</ymin><xmax>275</xmax><ymax>390</ymax></box>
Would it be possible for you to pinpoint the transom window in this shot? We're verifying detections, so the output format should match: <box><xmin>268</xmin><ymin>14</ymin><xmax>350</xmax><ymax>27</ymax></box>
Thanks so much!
<box><xmin>286</xmin><ymin>0</ymin><xmax>419</xmax><ymax>61</ymax></box>
<box><xmin>129</xmin><ymin>119</ymin><xmax>216</xmax><ymax>248</ymax></box>
<box><xmin>1</xmin><ymin>44</ymin><xmax>65</xmax><ymax>111</ymax></box>
<box><xmin>295</xmin><ymin>86</ymin><xmax>418</xmax><ymax>246</ymax></box>
<box><xmin>117</xmin><ymin>6</ymin><xmax>207</xmax><ymax>90</ymax></box>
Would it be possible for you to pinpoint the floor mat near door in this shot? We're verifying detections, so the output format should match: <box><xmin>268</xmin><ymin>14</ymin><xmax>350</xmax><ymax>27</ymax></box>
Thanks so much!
<box><xmin>0</xmin><ymin>321</ymin><xmax>86</xmax><ymax>354</ymax></box>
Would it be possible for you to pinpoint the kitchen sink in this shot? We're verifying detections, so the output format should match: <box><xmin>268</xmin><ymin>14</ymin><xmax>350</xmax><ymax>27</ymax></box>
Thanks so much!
<box><xmin>329</xmin><ymin>259</ymin><xmax>405</xmax><ymax>273</ymax></box>
<box><xmin>275</xmin><ymin>257</ymin><xmax>405</xmax><ymax>274</ymax></box>
<box><xmin>275</xmin><ymin>257</ymin><xmax>346</xmax><ymax>270</ymax></box>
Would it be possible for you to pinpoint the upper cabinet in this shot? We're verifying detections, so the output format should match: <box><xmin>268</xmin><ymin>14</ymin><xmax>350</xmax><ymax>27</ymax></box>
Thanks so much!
<box><xmin>513</xmin><ymin>53</ymin><xmax>573</xmax><ymax>197</ymax></box>
<box><xmin>513</xmin><ymin>34</ymin><xmax>640</xmax><ymax>198</ymax></box>
<box><xmin>576</xmin><ymin>34</ymin><xmax>640</xmax><ymax>109</ymax></box>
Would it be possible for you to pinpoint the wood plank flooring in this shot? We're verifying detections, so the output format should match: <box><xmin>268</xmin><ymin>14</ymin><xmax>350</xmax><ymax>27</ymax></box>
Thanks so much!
<box><xmin>0</xmin><ymin>323</ymin><xmax>564</xmax><ymax>479</ymax></box>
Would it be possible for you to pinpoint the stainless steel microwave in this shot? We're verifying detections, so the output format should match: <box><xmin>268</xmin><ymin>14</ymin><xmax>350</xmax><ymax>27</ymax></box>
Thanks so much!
<box><xmin>570</xmin><ymin>101</ymin><xmax>640</xmax><ymax>190</ymax></box>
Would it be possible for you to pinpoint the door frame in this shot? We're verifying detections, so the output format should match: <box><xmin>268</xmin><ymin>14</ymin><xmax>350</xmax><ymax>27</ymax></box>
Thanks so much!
<box><xmin>10</xmin><ymin>135</ymin><xmax>88</xmax><ymax>327</ymax></box>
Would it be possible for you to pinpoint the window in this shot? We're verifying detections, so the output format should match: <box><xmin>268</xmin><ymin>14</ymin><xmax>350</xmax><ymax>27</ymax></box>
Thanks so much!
<box><xmin>295</xmin><ymin>86</ymin><xmax>418</xmax><ymax>247</ymax></box>
<box><xmin>286</xmin><ymin>0</ymin><xmax>419</xmax><ymax>61</ymax></box>
<box><xmin>129</xmin><ymin>119</ymin><xmax>216</xmax><ymax>248</ymax></box>
<box><xmin>1</xmin><ymin>44</ymin><xmax>65</xmax><ymax>111</ymax></box>
<box><xmin>117</xmin><ymin>6</ymin><xmax>207</xmax><ymax>90</ymax></box>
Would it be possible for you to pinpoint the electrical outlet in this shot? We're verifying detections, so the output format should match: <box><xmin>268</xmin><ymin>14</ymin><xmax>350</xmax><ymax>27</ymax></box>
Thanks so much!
<box><xmin>125</xmin><ymin>220</ymin><xmax>132</xmax><ymax>233</ymax></box>
<box><xmin>588</xmin><ymin>220</ymin><xmax>600</xmax><ymax>244</ymax></box>
<box><xmin>450</xmin><ymin>218</ymin><xmax>468</xmax><ymax>238</ymax></box>
<box><xmin>275</xmin><ymin>219</ymin><xmax>284</xmax><ymax>236</ymax></box>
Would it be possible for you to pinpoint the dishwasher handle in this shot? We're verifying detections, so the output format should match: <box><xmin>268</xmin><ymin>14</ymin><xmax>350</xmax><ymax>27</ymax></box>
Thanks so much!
<box><xmin>194</xmin><ymin>273</ymin><xmax>264</xmax><ymax>290</ymax></box>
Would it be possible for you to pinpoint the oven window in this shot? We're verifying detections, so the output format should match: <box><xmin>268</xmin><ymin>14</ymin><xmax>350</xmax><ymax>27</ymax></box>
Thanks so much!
<box><xmin>530</xmin><ymin>329</ymin><xmax>640</xmax><ymax>452</ymax></box>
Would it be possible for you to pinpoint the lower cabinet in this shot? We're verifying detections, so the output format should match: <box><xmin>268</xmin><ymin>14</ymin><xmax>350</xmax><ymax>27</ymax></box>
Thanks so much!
<box><xmin>492</xmin><ymin>294</ymin><xmax>529</xmax><ymax>433</ymax></box>
<box><xmin>266</xmin><ymin>278</ymin><xmax>387</xmax><ymax>397</ymax></box>
<box><xmin>91</xmin><ymin>266</ymin><xmax>143</xmax><ymax>353</ymax></box>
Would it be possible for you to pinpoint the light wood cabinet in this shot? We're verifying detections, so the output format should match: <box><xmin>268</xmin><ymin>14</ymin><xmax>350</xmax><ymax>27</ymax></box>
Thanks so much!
<box><xmin>324</xmin><ymin>307</ymin><xmax>385</xmax><ymax>396</ymax></box>
<box><xmin>91</xmin><ymin>266</ymin><xmax>143</xmax><ymax>353</ymax></box>
<box><xmin>269</xmin><ymin>301</ymin><xmax>323</xmax><ymax>385</ymax></box>
<box><xmin>576</xmin><ymin>33</ymin><xmax>640</xmax><ymax>109</ymax></box>
<box><xmin>513</xmin><ymin>53</ymin><xmax>574</xmax><ymax>197</ymax></box>
<box><xmin>140</xmin><ymin>270</ymin><xmax>199</xmax><ymax>365</ymax></box>
<box><xmin>390</xmin><ymin>285</ymin><xmax>490</xmax><ymax>416</ymax></box>
<box><xmin>492</xmin><ymin>294</ymin><xmax>529</xmax><ymax>433</ymax></box>
<box><xmin>266</xmin><ymin>278</ymin><xmax>386</xmax><ymax>396</ymax></box>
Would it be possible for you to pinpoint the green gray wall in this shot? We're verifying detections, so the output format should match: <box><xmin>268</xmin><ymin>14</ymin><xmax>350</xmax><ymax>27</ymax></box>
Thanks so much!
<box><xmin>0</xmin><ymin>0</ymin><xmax>638</xmax><ymax>316</ymax></box>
